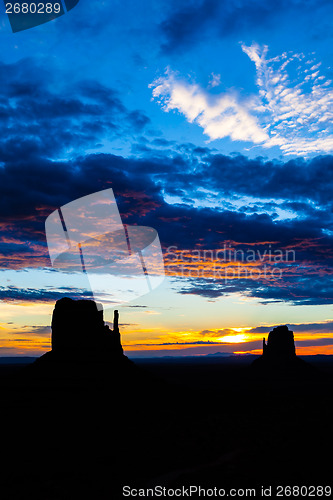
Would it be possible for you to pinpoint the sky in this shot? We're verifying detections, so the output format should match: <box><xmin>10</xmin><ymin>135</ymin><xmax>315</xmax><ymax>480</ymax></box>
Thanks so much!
<box><xmin>0</xmin><ymin>0</ymin><xmax>332</xmax><ymax>357</ymax></box>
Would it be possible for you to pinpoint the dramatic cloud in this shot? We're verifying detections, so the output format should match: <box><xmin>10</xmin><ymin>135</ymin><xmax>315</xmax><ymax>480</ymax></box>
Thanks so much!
<box><xmin>0</xmin><ymin>58</ymin><xmax>332</xmax><ymax>307</ymax></box>
<box><xmin>0</xmin><ymin>284</ymin><xmax>93</xmax><ymax>303</ymax></box>
<box><xmin>1</xmin><ymin>148</ymin><xmax>333</xmax><ymax>309</ymax></box>
<box><xmin>0</xmin><ymin>58</ymin><xmax>151</xmax><ymax>161</ymax></box>
<box><xmin>160</xmin><ymin>153</ymin><xmax>333</xmax><ymax>211</ymax></box>
<box><xmin>159</xmin><ymin>0</ymin><xmax>333</xmax><ymax>53</ymax></box>
<box><xmin>249</xmin><ymin>321</ymin><xmax>333</xmax><ymax>334</ymax></box>
<box><xmin>151</xmin><ymin>45</ymin><xmax>333</xmax><ymax>155</ymax></box>
<box><xmin>174</xmin><ymin>272</ymin><xmax>333</xmax><ymax>306</ymax></box>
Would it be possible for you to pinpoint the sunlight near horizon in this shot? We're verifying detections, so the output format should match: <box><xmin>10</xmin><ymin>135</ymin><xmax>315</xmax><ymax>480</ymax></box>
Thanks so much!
<box><xmin>217</xmin><ymin>334</ymin><xmax>246</xmax><ymax>343</ymax></box>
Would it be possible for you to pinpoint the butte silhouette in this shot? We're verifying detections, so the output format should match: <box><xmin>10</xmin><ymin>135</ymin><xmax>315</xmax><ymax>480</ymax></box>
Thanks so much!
<box><xmin>251</xmin><ymin>324</ymin><xmax>313</xmax><ymax>374</ymax></box>
<box><xmin>51</xmin><ymin>297</ymin><xmax>123</xmax><ymax>357</ymax></box>
<box><xmin>26</xmin><ymin>297</ymin><xmax>138</xmax><ymax>382</ymax></box>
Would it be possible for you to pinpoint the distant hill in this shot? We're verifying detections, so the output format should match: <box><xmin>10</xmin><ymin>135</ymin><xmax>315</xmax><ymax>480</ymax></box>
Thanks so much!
<box><xmin>1</xmin><ymin>353</ymin><xmax>333</xmax><ymax>363</ymax></box>
<box><xmin>0</xmin><ymin>357</ymin><xmax>37</xmax><ymax>364</ymax></box>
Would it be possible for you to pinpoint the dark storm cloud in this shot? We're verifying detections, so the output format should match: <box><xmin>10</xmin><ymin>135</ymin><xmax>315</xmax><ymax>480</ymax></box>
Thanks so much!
<box><xmin>178</xmin><ymin>285</ymin><xmax>224</xmax><ymax>299</ymax></box>
<box><xmin>174</xmin><ymin>272</ymin><xmax>333</xmax><ymax>306</ymax></box>
<box><xmin>164</xmin><ymin>153</ymin><xmax>333</xmax><ymax>209</ymax></box>
<box><xmin>1</xmin><ymin>150</ymin><xmax>333</xmax><ymax>276</ymax></box>
<box><xmin>250</xmin><ymin>321</ymin><xmax>333</xmax><ymax>334</ymax></box>
<box><xmin>0</xmin><ymin>58</ymin><xmax>155</xmax><ymax>268</ymax></box>
<box><xmin>28</xmin><ymin>325</ymin><xmax>51</xmax><ymax>335</ymax></box>
<box><xmin>160</xmin><ymin>0</ymin><xmax>333</xmax><ymax>53</ymax></box>
<box><xmin>8</xmin><ymin>325</ymin><xmax>51</xmax><ymax>336</ymax></box>
<box><xmin>0</xmin><ymin>58</ymin><xmax>151</xmax><ymax>162</ymax></box>
<box><xmin>130</xmin><ymin>340</ymin><xmax>231</xmax><ymax>346</ymax></box>
<box><xmin>247</xmin><ymin>276</ymin><xmax>333</xmax><ymax>306</ymax></box>
<box><xmin>160</xmin><ymin>0</ymin><xmax>219</xmax><ymax>53</ymax></box>
<box><xmin>0</xmin><ymin>286</ymin><xmax>93</xmax><ymax>302</ymax></box>
<box><xmin>295</xmin><ymin>338</ymin><xmax>333</xmax><ymax>347</ymax></box>
<box><xmin>127</xmin><ymin>111</ymin><xmax>151</xmax><ymax>131</ymax></box>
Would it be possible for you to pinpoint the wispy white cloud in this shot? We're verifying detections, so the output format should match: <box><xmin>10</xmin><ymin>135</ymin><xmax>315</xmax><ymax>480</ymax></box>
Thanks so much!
<box><xmin>150</xmin><ymin>68</ymin><xmax>268</xmax><ymax>144</ymax></box>
<box><xmin>150</xmin><ymin>44</ymin><xmax>333</xmax><ymax>156</ymax></box>
<box><xmin>208</xmin><ymin>72</ymin><xmax>221</xmax><ymax>88</ymax></box>
<box><xmin>242</xmin><ymin>43</ymin><xmax>333</xmax><ymax>155</ymax></box>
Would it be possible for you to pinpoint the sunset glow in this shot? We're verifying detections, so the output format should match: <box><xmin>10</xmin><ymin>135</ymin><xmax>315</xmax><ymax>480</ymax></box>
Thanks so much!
<box><xmin>0</xmin><ymin>0</ymin><xmax>332</xmax><ymax>359</ymax></box>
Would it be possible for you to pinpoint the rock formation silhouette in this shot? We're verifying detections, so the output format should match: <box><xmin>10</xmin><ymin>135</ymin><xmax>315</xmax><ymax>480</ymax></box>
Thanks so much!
<box><xmin>26</xmin><ymin>297</ymin><xmax>136</xmax><ymax>381</ymax></box>
<box><xmin>262</xmin><ymin>325</ymin><xmax>296</xmax><ymax>361</ymax></box>
<box><xmin>11</xmin><ymin>298</ymin><xmax>161</xmax><ymax>498</ymax></box>
<box><xmin>51</xmin><ymin>297</ymin><xmax>123</xmax><ymax>356</ymax></box>
<box><xmin>252</xmin><ymin>325</ymin><xmax>312</xmax><ymax>373</ymax></box>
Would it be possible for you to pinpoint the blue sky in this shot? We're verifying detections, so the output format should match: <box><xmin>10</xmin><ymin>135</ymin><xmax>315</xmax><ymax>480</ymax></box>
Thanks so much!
<box><xmin>1</xmin><ymin>0</ymin><xmax>332</xmax><ymax>158</ymax></box>
<box><xmin>0</xmin><ymin>0</ymin><xmax>332</xmax><ymax>356</ymax></box>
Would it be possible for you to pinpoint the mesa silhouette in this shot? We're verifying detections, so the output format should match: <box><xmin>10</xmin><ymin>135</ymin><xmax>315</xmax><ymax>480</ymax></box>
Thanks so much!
<box><xmin>52</xmin><ymin>297</ymin><xmax>123</xmax><ymax>357</ymax></box>
<box><xmin>251</xmin><ymin>324</ymin><xmax>314</xmax><ymax>374</ymax></box>
<box><xmin>26</xmin><ymin>297</ymin><xmax>141</xmax><ymax>383</ymax></box>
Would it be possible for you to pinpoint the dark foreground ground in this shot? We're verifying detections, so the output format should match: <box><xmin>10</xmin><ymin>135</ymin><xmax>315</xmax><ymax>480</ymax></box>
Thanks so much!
<box><xmin>0</xmin><ymin>354</ymin><xmax>332</xmax><ymax>499</ymax></box>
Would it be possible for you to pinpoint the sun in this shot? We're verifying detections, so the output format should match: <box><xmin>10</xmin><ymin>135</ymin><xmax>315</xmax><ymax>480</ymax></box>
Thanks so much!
<box><xmin>217</xmin><ymin>334</ymin><xmax>246</xmax><ymax>343</ymax></box>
